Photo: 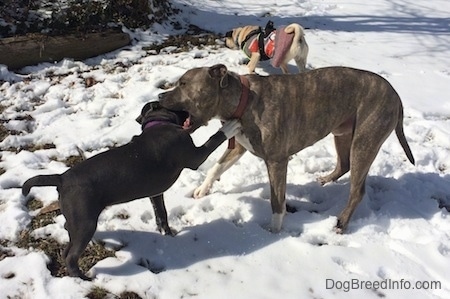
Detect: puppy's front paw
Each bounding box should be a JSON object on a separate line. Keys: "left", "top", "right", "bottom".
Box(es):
{"left": 155, "top": 222, "right": 177, "bottom": 236}
{"left": 163, "top": 227, "right": 178, "bottom": 237}
{"left": 220, "top": 119, "right": 242, "bottom": 139}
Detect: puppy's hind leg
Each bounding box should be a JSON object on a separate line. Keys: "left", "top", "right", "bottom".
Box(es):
{"left": 64, "top": 222, "right": 98, "bottom": 280}
{"left": 294, "top": 54, "right": 307, "bottom": 72}
{"left": 280, "top": 63, "right": 290, "bottom": 74}
{"left": 296, "top": 37, "right": 309, "bottom": 72}
{"left": 287, "top": 24, "right": 308, "bottom": 72}
{"left": 62, "top": 200, "right": 101, "bottom": 280}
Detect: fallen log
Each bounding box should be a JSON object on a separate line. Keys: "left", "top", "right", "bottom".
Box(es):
{"left": 0, "top": 29, "right": 131, "bottom": 70}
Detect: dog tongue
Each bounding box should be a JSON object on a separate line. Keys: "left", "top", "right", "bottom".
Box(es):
{"left": 183, "top": 117, "right": 191, "bottom": 129}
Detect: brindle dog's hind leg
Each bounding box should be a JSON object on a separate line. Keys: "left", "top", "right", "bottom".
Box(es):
{"left": 318, "top": 133, "right": 352, "bottom": 185}
{"left": 318, "top": 117, "right": 355, "bottom": 185}
{"left": 336, "top": 112, "right": 396, "bottom": 233}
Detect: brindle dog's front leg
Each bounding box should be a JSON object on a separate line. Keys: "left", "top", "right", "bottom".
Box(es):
{"left": 193, "top": 143, "right": 247, "bottom": 198}
{"left": 265, "top": 159, "right": 289, "bottom": 232}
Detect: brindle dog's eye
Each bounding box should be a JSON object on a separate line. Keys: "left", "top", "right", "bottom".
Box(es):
{"left": 178, "top": 81, "right": 186, "bottom": 87}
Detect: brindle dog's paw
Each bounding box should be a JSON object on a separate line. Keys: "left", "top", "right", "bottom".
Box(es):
{"left": 193, "top": 185, "right": 211, "bottom": 199}
{"left": 334, "top": 219, "right": 346, "bottom": 234}
{"left": 317, "top": 175, "right": 332, "bottom": 186}
{"left": 333, "top": 226, "right": 344, "bottom": 234}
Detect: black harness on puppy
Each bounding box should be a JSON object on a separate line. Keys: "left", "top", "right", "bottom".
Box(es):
{"left": 227, "top": 20, "right": 276, "bottom": 61}
{"left": 258, "top": 20, "right": 276, "bottom": 60}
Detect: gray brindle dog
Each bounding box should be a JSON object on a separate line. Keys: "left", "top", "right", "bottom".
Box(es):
{"left": 159, "top": 64, "right": 415, "bottom": 233}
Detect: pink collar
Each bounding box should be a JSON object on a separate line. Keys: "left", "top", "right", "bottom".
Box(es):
{"left": 143, "top": 120, "right": 170, "bottom": 130}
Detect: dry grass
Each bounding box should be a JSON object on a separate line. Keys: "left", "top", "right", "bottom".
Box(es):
{"left": 7, "top": 198, "right": 116, "bottom": 278}
{"left": 143, "top": 26, "right": 221, "bottom": 54}
{"left": 86, "top": 287, "right": 143, "bottom": 299}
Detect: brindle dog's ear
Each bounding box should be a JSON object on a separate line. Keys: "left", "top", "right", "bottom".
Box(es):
{"left": 208, "top": 64, "right": 229, "bottom": 88}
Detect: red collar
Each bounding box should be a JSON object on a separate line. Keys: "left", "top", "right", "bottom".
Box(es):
{"left": 228, "top": 75, "right": 250, "bottom": 149}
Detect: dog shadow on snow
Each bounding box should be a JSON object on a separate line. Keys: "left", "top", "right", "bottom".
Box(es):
{"left": 93, "top": 215, "right": 284, "bottom": 277}
{"left": 282, "top": 172, "right": 450, "bottom": 230}
{"left": 93, "top": 172, "right": 449, "bottom": 277}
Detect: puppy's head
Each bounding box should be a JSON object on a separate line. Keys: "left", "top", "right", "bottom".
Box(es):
{"left": 224, "top": 28, "right": 240, "bottom": 50}
{"left": 136, "top": 101, "right": 189, "bottom": 129}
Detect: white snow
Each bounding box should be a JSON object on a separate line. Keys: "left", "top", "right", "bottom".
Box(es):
{"left": 1, "top": 0, "right": 449, "bottom": 298}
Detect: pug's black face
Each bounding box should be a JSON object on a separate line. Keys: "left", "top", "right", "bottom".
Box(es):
{"left": 136, "top": 101, "right": 190, "bottom": 129}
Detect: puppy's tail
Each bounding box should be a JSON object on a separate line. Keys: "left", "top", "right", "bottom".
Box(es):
{"left": 284, "top": 23, "right": 305, "bottom": 39}
{"left": 75, "top": 146, "right": 87, "bottom": 161}
{"left": 395, "top": 107, "right": 415, "bottom": 165}
{"left": 22, "top": 174, "right": 61, "bottom": 196}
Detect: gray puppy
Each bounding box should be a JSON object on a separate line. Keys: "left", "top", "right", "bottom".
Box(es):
{"left": 22, "top": 101, "right": 241, "bottom": 280}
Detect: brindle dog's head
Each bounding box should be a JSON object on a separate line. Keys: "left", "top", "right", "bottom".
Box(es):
{"left": 158, "top": 64, "right": 241, "bottom": 132}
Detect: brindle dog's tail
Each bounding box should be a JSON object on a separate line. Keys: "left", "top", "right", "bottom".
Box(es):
{"left": 22, "top": 174, "right": 61, "bottom": 196}
{"left": 395, "top": 107, "right": 415, "bottom": 165}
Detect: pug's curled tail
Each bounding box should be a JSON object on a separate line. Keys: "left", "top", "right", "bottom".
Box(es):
{"left": 22, "top": 175, "right": 61, "bottom": 196}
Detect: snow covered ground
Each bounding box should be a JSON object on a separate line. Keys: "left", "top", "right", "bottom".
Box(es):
{"left": 1, "top": 0, "right": 449, "bottom": 298}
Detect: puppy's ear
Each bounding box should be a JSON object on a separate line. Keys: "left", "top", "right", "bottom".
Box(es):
{"left": 136, "top": 103, "right": 149, "bottom": 124}
{"left": 136, "top": 101, "right": 160, "bottom": 124}
{"left": 208, "top": 64, "right": 229, "bottom": 88}
{"left": 148, "top": 101, "right": 161, "bottom": 111}
{"left": 225, "top": 30, "right": 233, "bottom": 38}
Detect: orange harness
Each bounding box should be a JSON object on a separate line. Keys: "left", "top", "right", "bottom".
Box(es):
{"left": 241, "top": 30, "right": 276, "bottom": 61}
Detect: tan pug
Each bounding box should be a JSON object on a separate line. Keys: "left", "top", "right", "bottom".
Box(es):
{"left": 225, "top": 23, "right": 309, "bottom": 74}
